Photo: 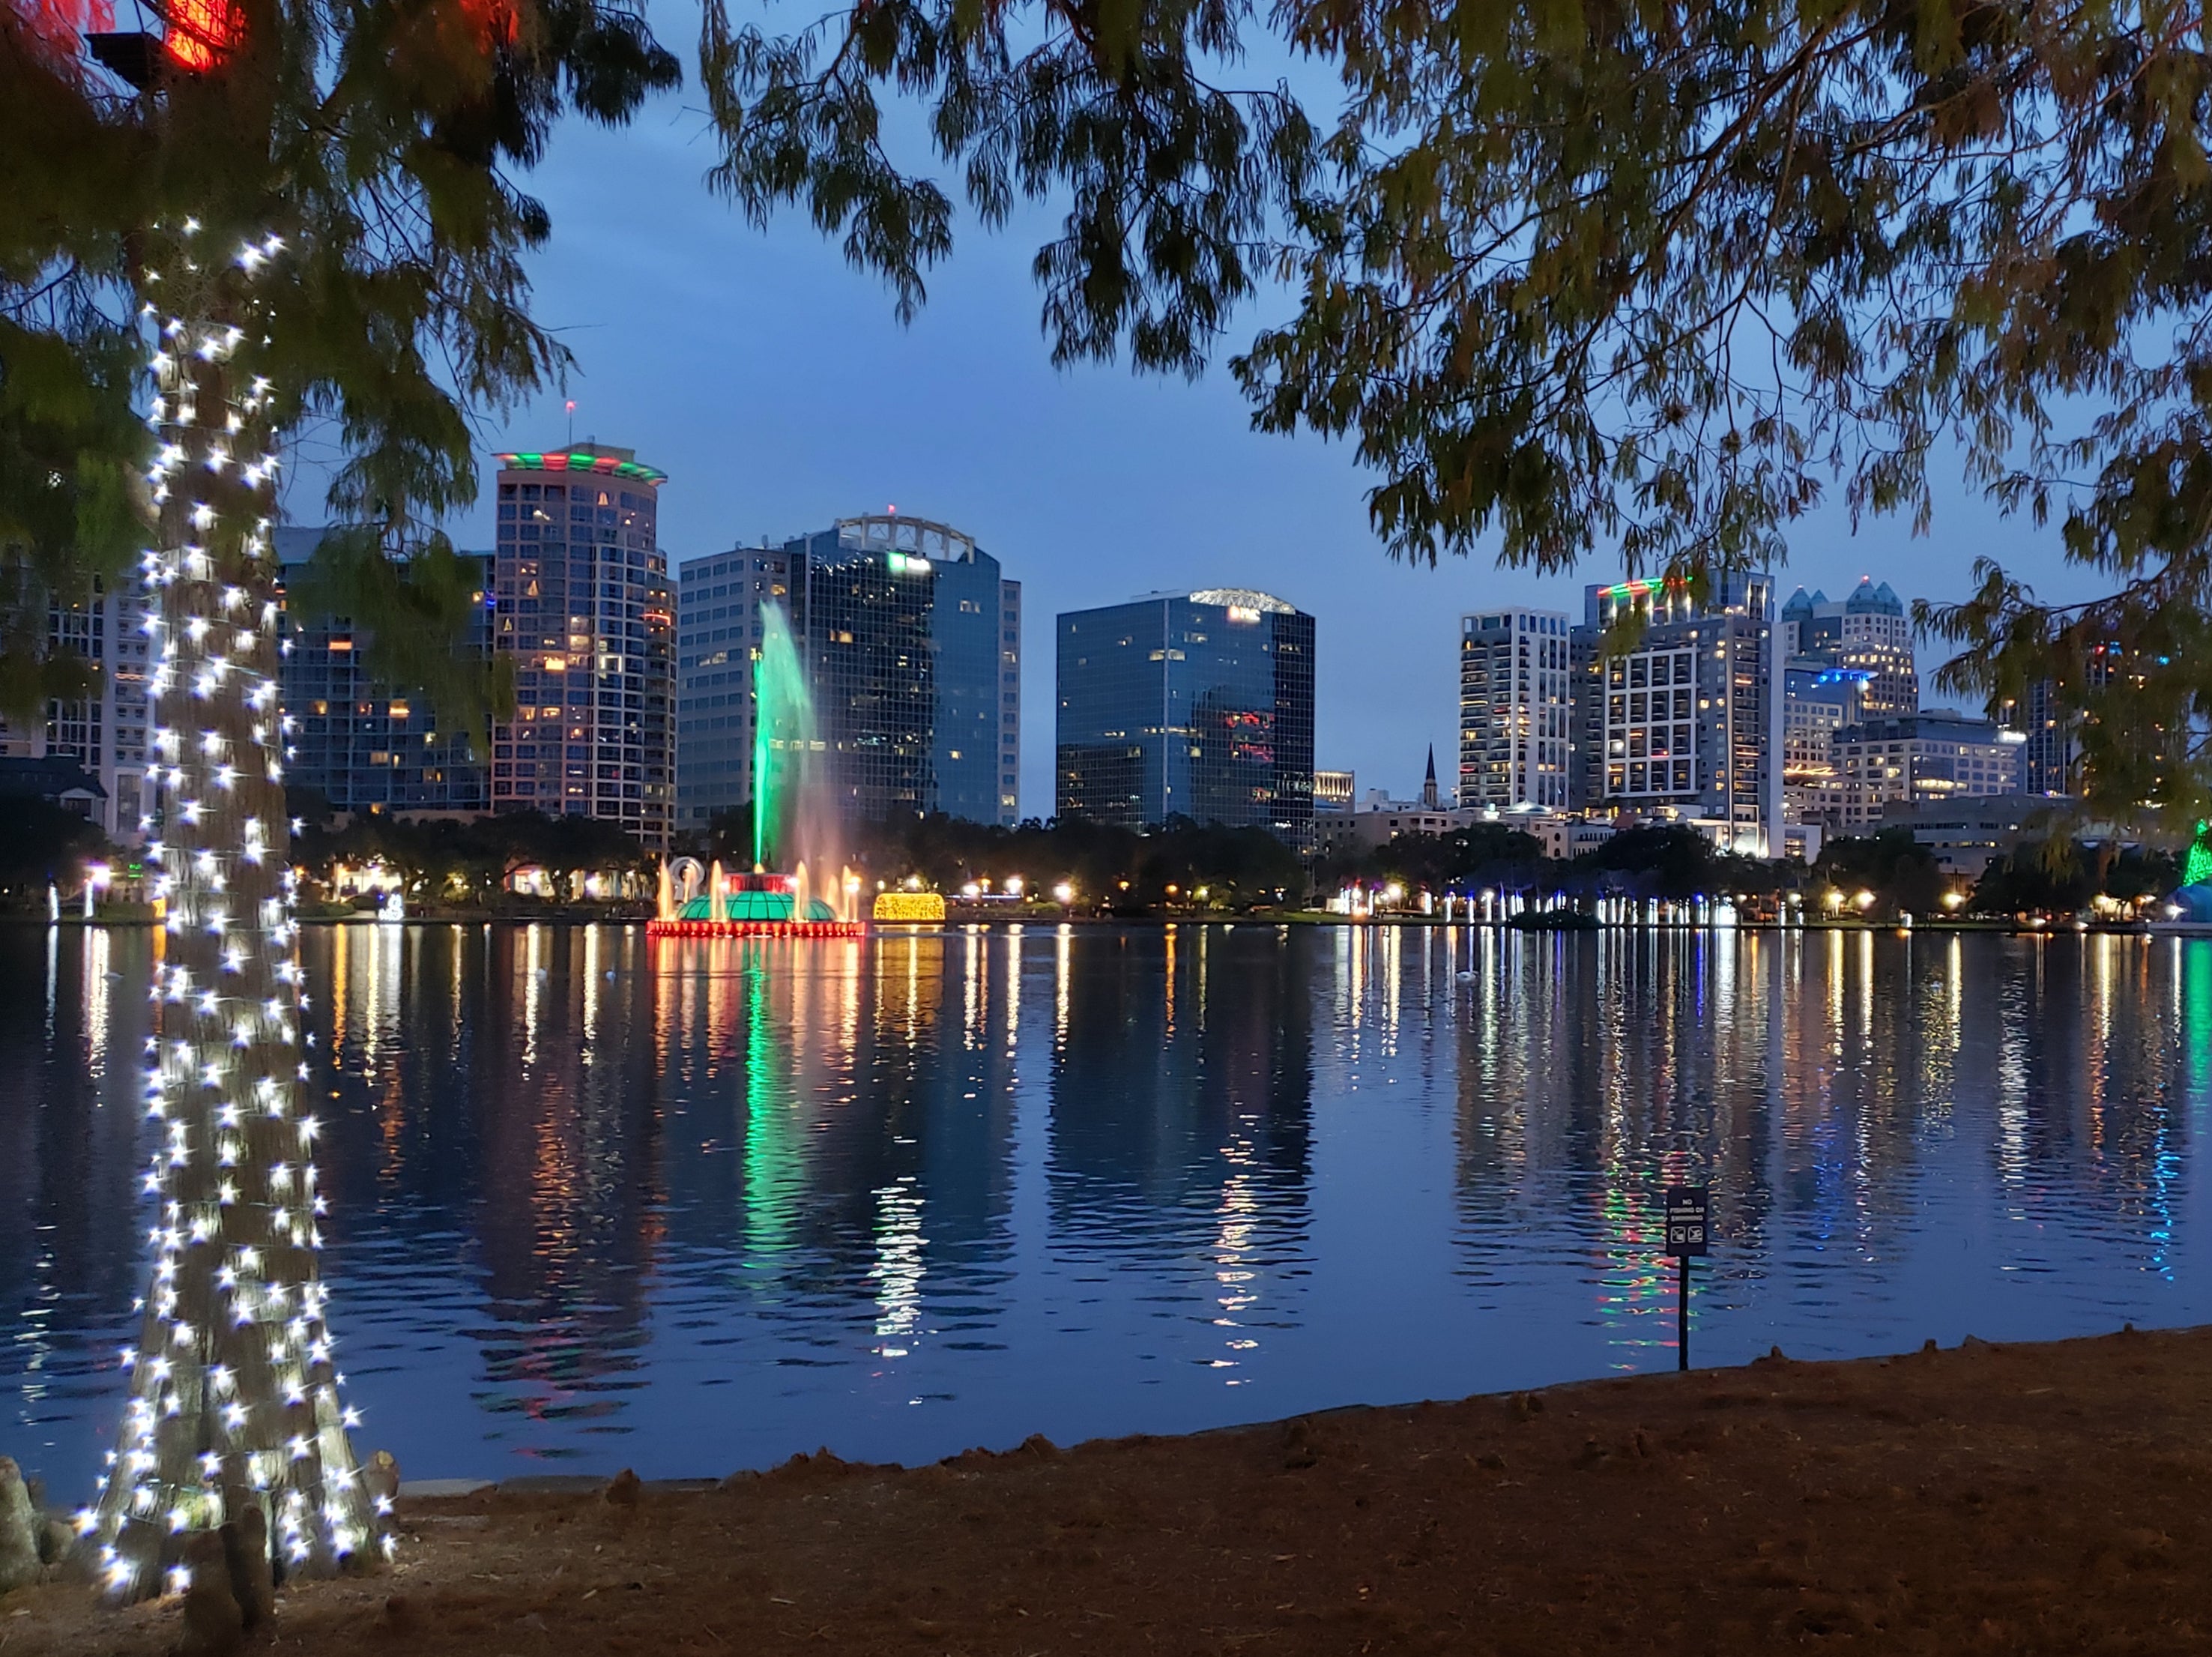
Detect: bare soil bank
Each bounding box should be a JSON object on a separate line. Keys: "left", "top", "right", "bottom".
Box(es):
{"left": 12, "top": 1326, "right": 2211, "bottom": 1655}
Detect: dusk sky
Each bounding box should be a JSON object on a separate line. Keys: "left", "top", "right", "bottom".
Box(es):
{"left": 312, "top": 28, "right": 2109, "bottom": 819}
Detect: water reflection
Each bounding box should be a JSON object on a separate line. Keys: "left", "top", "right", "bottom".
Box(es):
{"left": 1, "top": 925, "right": 2208, "bottom": 1498}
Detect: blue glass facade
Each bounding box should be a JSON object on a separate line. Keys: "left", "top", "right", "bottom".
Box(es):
{"left": 674, "top": 515, "right": 1020, "bottom": 830}
{"left": 1055, "top": 589, "right": 1316, "bottom": 848}
{"left": 674, "top": 545, "right": 791, "bottom": 828}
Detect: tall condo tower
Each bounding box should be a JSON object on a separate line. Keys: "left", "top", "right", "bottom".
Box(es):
{"left": 489, "top": 444, "right": 674, "bottom": 848}
{"left": 276, "top": 527, "right": 495, "bottom": 818}
{"left": 0, "top": 575, "right": 153, "bottom": 841}
{"left": 1457, "top": 607, "right": 1572, "bottom": 811}
{"left": 1571, "top": 572, "right": 1784, "bottom": 856}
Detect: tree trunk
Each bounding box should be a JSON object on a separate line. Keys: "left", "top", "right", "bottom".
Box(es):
{"left": 90, "top": 230, "right": 386, "bottom": 1601}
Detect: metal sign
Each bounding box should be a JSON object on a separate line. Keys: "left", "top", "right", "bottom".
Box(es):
{"left": 1663, "top": 1186, "right": 1709, "bottom": 1258}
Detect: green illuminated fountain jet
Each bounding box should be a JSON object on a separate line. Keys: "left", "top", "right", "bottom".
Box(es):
{"left": 659, "top": 601, "right": 852, "bottom": 931}
{"left": 752, "top": 603, "right": 815, "bottom": 872}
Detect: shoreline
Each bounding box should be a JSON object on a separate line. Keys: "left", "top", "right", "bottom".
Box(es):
{"left": 15, "top": 1322, "right": 2212, "bottom": 1653}
{"left": 0, "top": 911, "right": 2175, "bottom": 936}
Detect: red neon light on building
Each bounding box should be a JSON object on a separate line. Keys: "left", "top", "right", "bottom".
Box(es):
{"left": 461, "top": 0, "right": 518, "bottom": 49}
{"left": 163, "top": 0, "right": 242, "bottom": 70}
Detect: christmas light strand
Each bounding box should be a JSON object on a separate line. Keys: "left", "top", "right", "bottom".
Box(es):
{"left": 85, "top": 220, "right": 390, "bottom": 1600}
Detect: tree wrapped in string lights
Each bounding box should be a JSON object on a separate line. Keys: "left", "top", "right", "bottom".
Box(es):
{"left": 4, "top": 0, "right": 675, "bottom": 1604}
{"left": 87, "top": 218, "right": 383, "bottom": 1593}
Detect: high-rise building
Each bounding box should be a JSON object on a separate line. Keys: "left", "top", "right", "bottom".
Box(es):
{"left": 673, "top": 542, "right": 789, "bottom": 830}
{"left": 1568, "top": 625, "right": 1606, "bottom": 811}
{"left": 1780, "top": 663, "right": 1871, "bottom": 828}
{"left": 488, "top": 444, "right": 674, "bottom": 848}
{"left": 275, "top": 528, "right": 495, "bottom": 818}
{"left": 1457, "top": 607, "right": 1571, "bottom": 811}
{"left": 1570, "top": 572, "right": 1783, "bottom": 854}
{"left": 0, "top": 575, "right": 152, "bottom": 841}
{"left": 1780, "top": 579, "right": 1918, "bottom": 714}
{"left": 1057, "top": 588, "right": 1316, "bottom": 848}
{"left": 675, "top": 513, "right": 1020, "bottom": 830}
{"left": 1831, "top": 710, "right": 2024, "bottom": 830}
{"left": 2018, "top": 677, "right": 2076, "bottom": 797}
{"left": 1314, "top": 769, "right": 1355, "bottom": 814}
{"left": 2015, "top": 642, "right": 2179, "bottom": 802}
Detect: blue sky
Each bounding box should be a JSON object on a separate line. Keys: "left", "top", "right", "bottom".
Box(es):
{"left": 364, "top": 52, "right": 2107, "bottom": 820}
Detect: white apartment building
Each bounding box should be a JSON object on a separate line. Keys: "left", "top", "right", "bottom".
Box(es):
{"left": 1458, "top": 608, "right": 1572, "bottom": 811}
{"left": 0, "top": 576, "right": 152, "bottom": 842}
{"left": 1831, "top": 711, "right": 2025, "bottom": 830}
{"left": 1576, "top": 573, "right": 1784, "bottom": 857}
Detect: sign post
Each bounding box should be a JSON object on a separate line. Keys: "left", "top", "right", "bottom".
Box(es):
{"left": 1661, "top": 1186, "right": 1709, "bottom": 1371}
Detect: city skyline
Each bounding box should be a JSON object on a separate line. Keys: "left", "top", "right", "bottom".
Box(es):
{"left": 269, "top": 81, "right": 2114, "bottom": 822}
{"left": 149, "top": 497, "right": 2025, "bottom": 844}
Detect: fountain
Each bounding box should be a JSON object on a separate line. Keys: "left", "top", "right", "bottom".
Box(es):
{"left": 650, "top": 603, "right": 868, "bottom": 939}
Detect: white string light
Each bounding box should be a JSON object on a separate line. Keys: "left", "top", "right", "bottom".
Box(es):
{"left": 87, "top": 221, "right": 391, "bottom": 1601}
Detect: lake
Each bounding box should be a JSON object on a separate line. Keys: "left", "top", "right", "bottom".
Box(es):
{"left": 4, "top": 921, "right": 2208, "bottom": 1500}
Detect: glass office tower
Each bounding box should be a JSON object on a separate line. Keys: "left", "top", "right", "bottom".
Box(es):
{"left": 488, "top": 444, "right": 675, "bottom": 848}
{"left": 1055, "top": 588, "right": 1316, "bottom": 848}
{"left": 676, "top": 514, "right": 1021, "bottom": 830}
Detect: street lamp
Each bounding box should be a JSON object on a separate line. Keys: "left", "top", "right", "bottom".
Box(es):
{"left": 1052, "top": 881, "right": 1075, "bottom": 905}
{"left": 1855, "top": 890, "right": 1876, "bottom": 911}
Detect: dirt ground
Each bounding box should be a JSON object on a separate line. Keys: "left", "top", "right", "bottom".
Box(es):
{"left": 10, "top": 1326, "right": 2212, "bottom": 1655}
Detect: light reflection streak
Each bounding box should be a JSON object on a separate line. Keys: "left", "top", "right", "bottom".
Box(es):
{"left": 869, "top": 1176, "right": 927, "bottom": 1359}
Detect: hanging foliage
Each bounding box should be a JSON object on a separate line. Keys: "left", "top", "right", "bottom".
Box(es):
{"left": 700, "top": 0, "right": 2212, "bottom": 828}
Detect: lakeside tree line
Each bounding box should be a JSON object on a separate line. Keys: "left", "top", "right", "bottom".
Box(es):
{"left": 4, "top": 794, "right": 2192, "bottom": 922}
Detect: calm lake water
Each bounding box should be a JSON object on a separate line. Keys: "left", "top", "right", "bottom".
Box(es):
{"left": 4, "top": 922, "right": 2209, "bottom": 1499}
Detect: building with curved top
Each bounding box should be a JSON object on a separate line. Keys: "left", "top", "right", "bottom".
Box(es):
{"left": 675, "top": 512, "right": 1021, "bottom": 829}
{"left": 1056, "top": 588, "right": 1316, "bottom": 848}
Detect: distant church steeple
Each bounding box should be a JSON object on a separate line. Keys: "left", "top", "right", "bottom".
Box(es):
{"left": 1421, "top": 744, "right": 1440, "bottom": 809}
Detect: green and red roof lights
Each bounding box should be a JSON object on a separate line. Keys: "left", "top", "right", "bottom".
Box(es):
{"left": 1598, "top": 574, "right": 1688, "bottom": 603}
{"left": 497, "top": 451, "right": 668, "bottom": 484}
